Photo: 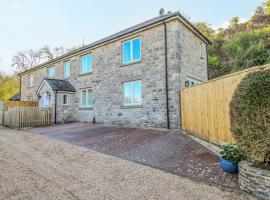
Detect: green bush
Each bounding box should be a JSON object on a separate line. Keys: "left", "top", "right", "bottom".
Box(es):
{"left": 220, "top": 144, "right": 244, "bottom": 163}
{"left": 230, "top": 69, "right": 270, "bottom": 165}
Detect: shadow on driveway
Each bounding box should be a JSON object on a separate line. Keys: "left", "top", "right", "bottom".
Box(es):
{"left": 27, "top": 123, "right": 238, "bottom": 189}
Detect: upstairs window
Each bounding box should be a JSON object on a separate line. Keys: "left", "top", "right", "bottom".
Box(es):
{"left": 122, "top": 37, "right": 141, "bottom": 64}
{"left": 123, "top": 80, "right": 142, "bottom": 106}
{"left": 64, "top": 61, "right": 71, "bottom": 78}
{"left": 80, "top": 89, "right": 93, "bottom": 107}
{"left": 48, "top": 66, "right": 56, "bottom": 78}
{"left": 80, "top": 54, "right": 93, "bottom": 74}
{"left": 28, "top": 74, "right": 34, "bottom": 87}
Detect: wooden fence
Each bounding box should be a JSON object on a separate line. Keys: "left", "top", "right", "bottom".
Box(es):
{"left": 180, "top": 65, "right": 270, "bottom": 145}
{"left": 3, "top": 107, "right": 52, "bottom": 128}
{"left": 0, "top": 101, "right": 53, "bottom": 128}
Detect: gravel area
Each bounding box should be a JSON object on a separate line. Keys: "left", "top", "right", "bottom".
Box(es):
{"left": 0, "top": 127, "right": 255, "bottom": 200}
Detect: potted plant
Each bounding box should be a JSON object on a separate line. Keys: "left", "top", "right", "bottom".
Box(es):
{"left": 220, "top": 144, "right": 244, "bottom": 173}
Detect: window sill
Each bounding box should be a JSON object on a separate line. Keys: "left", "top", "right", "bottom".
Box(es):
{"left": 79, "top": 106, "right": 93, "bottom": 110}
{"left": 120, "top": 60, "right": 142, "bottom": 67}
{"left": 121, "top": 105, "right": 143, "bottom": 109}
{"left": 79, "top": 72, "right": 93, "bottom": 77}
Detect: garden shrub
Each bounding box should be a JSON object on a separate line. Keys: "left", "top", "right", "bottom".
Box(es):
{"left": 230, "top": 69, "right": 270, "bottom": 166}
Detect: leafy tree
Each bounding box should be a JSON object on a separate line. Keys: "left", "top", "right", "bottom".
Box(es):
{"left": 0, "top": 73, "right": 19, "bottom": 101}
{"left": 223, "top": 28, "right": 270, "bottom": 72}
{"left": 264, "top": 0, "right": 270, "bottom": 15}
{"left": 194, "top": 22, "right": 214, "bottom": 38}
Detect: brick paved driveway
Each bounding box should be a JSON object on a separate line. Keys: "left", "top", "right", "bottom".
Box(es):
{"left": 27, "top": 123, "right": 238, "bottom": 189}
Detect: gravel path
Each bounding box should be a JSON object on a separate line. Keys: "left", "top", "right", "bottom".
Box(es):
{"left": 0, "top": 127, "right": 255, "bottom": 200}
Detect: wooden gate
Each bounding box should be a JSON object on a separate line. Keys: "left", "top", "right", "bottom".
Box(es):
{"left": 180, "top": 64, "right": 270, "bottom": 145}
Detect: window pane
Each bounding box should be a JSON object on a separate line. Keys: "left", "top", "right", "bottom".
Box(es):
{"left": 81, "top": 56, "right": 86, "bottom": 73}
{"left": 81, "top": 90, "right": 86, "bottom": 106}
{"left": 124, "top": 82, "right": 133, "bottom": 105}
{"left": 87, "top": 89, "right": 93, "bottom": 106}
{"left": 64, "top": 62, "right": 70, "bottom": 78}
{"left": 63, "top": 95, "right": 67, "bottom": 104}
{"left": 123, "top": 41, "right": 131, "bottom": 63}
{"left": 133, "top": 38, "right": 141, "bottom": 61}
{"left": 86, "top": 54, "right": 92, "bottom": 72}
{"left": 133, "top": 81, "right": 142, "bottom": 104}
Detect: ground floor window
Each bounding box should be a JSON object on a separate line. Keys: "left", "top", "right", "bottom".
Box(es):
{"left": 63, "top": 94, "right": 68, "bottom": 105}
{"left": 80, "top": 89, "right": 93, "bottom": 107}
{"left": 123, "top": 80, "right": 142, "bottom": 106}
{"left": 185, "top": 77, "right": 201, "bottom": 87}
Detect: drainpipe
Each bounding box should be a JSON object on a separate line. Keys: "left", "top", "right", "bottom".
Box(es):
{"left": 19, "top": 74, "right": 21, "bottom": 101}
{"left": 54, "top": 90, "right": 57, "bottom": 124}
{"left": 163, "top": 21, "right": 170, "bottom": 129}
{"left": 206, "top": 45, "right": 209, "bottom": 80}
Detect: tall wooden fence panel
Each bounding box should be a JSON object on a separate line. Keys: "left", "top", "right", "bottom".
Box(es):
{"left": 180, "top": 65, "right": 270, "bottom": 145}
{"left": 3, "top": 107, "right": 52, "bottom": 128}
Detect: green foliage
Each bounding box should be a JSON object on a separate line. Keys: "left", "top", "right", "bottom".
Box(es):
{"left": 208, "top": 28, "right": 270, "bottom": 79}
{"left": 223, "top": 29, "right": 270, "bottom": 70}
{"left": 230, "top": 70, "right": 270, "bottom": 165}
{"left": 220, "top": 144, "right": 244, "bottom": 163}
{"left": 194, "top": 22, "right": 214, "bottom": 38}
{"left": 264, "top": 0, "right": 270, "bottom": 15}
{"left": 0, "top": 73, "right": 19, "bottom": 102}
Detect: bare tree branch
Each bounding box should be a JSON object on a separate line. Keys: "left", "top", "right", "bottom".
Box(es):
{"left": 12, "top": 46, "right": 75, "bottom": 73}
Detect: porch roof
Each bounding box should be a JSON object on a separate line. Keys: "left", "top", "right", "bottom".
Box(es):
{"left": 37, "top": 78, "right": 76, "bottom": 94}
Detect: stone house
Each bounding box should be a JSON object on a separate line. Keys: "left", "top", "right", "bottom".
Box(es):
{"left": 18, "top": 11, "right": 210, "bottom": 129}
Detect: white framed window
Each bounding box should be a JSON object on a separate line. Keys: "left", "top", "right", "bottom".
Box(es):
{"left": 63, "top": 94, "right": 68, "bottom": 105}
{"left": 122, "top": 37, "right": 141, "bottom": 64}
{"left": 64, "top": 61, "right": 71, "bottom": 78}
{"left": 48, "top": 66, "right": 56, "bottom": 78}
{"left": 28, "top": 74, "right": 34, "bottom": 87}
{"left": 123, "top": 80, "right": 142, "bottom": 106}
{"left": 80, "top": 54, "right": 93, "bottom": 74}
{"left": 80, "top": 89, "right": 93, "bottom": 107}
{"left": 185, "top": 78, "right": 201, "bottom": 87}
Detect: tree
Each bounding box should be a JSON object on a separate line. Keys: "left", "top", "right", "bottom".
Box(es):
{"left": 12, "top": 49, "right": 42, "bottom": 72}
{"left": 264, "top": 0, "right": 270, "bottom": 15}
{"left": 0, "top": 72, "right": 19, "bottom": 101}
{"left": 254, "top": 6, "right": 265, "bottom": 16}
{"left": 12, "top": 46, "right": 75, "bottom": 72}
{"left": 194, "top": 22, "right": 214, "bottom": 38}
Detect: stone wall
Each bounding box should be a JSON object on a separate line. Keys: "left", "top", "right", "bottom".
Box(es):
{"left": 20, "top": 18, "right": 208, "bottom": 128}
{"left": 239, "top": 161, "right": 270, "bottom": 199}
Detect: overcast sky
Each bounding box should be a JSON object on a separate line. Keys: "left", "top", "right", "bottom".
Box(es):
{"left": 0, "top": 0, "right": 262, "bottom": 73}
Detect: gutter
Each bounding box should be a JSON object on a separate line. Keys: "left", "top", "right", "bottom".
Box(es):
{"left": 163, "top": 21, "right": 170, "bottom": 129}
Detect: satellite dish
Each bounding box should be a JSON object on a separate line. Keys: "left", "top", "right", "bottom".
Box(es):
{"left": 159, "top": 8, "right": 165, "bottom": 16}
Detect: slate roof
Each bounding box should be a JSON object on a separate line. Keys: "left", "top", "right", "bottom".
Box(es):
{"left": 44, "top": 78, "right": 76, "bottom": 92}
{"left": 9, "top": 92, "right": 21, "bottom": 101}
{"left": 19, "top": 11, "right": 211, "bottom": 75}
